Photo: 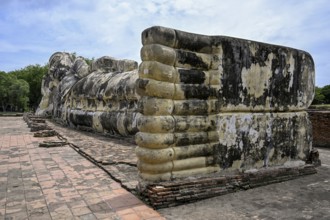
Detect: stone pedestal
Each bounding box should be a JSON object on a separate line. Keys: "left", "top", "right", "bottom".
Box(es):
{"left": 136, "top": 26, "right": 315, "bottom": 181}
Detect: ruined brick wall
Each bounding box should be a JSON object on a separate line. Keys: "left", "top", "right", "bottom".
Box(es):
{"left": 308, "top": 110, "right": 330, "bottom": 148}
{"left": 136, "top": 26, "right": 315, "bottom": 181}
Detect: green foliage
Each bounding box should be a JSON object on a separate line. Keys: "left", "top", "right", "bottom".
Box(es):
{"left": 312, "top": 87, "right": 326, "bottom": 104}
{"left": 8, "top": 79, "right": 30, "bottom": 111}
{"left": 71, "top": 52, "right": 77, "bottom": 60}
{"left": 312, "top": 85, "right": 330, "bottom": 105}
{"left": 9, "top": 64, "right": 48, "bottom": 110}
{"left": 1, "top": 64, "right": 48, "bottom": 112}
{"left": 0, "top": 72, "right": 29, "bottom": 111}
{"left": 84, "top": 57, "right": 95, "bottom": 66}
{"left": 0, "top": 71, "right": 10, "bottom": 111}
{"left": 322, "top": 85, "right": 330, "bottom": 104}
{"left": 1, "top": 52, "right": 95, "bottom": 112}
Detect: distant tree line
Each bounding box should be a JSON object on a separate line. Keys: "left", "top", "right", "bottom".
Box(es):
{"left": 312, "top": 85, "right": 330, "bottom": 105}
{"left": 0, "top": 52, "right": 93, "bottom": 113}
{"left": 0, "top": 58, "right": 329, "bottom": 112}
{"left": 0, "top": 64, "right": 48, "bottom": 112}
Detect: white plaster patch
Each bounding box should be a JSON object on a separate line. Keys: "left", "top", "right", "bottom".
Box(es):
{"left": 249, "top": 44, "right": 257, "bottom": 56}
{"left": 217, "top": 47, "right": 224, "bottom": 90}
{"left": 239, "top": 141, "right": 243, "bottom": 150}
{"left": 218, "top": 115, "right": 237, "bottom": 146}
{"left": 249, "top": 128, "right": 259, "bottom": 144}
{"left": 231, "top": 160, "right": 242, "bottom": 170}
{"left": 287, "top": 53, "right": 295, "bottom": 90}
{"left": 284, "top": 160, "right": 305, "bottom": 167}
{"left": 241, "top": 53, "right": 273, "bottom": 99}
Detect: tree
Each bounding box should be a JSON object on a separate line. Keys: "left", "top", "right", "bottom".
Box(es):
{"left": 311, "top": 85, "right": 330, "bottom": 105}
{"left": 8, "top": 79, "right": 30, "bottom": 111}
{"left": 0, "top": 71, "right": 11, "bottom": 111}
{"left": 9, "top": 64, "right": 48, "bottom": 110}
{"left": 312, "top": 87, "right": 326, "bottom": 105}
{"left": 321, "top": 85, "right": 330, "bottom": 104}
{"left": 0, "top": 72, "right": 30, "bottom": 112}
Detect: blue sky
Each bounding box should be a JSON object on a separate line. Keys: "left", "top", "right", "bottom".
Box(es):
{"left": 0, "top": 0, "right": 329, "bottom": 86}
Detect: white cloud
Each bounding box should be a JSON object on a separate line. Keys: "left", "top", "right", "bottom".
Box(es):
{"left": 0, "top": 0, "right": 329, "bottom": 86}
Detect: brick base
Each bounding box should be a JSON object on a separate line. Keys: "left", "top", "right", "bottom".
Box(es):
{"left": 138, "top": 165, "right": 316, "bottom": 209}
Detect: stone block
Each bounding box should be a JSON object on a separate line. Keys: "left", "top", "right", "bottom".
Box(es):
{"left": 136, "top": 26, "right": 315, "bottom": 181}
{"left": 215, "top": 112, "right": 312, "bottom": 171}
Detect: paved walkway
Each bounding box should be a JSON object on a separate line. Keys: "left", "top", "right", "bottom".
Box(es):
{"left": 3, "top": 116, "right": 329, "bottom": 220}
{"left": 45, "top": 120, "right": 139, "bottom": 192}
{"left": 0, "top": 117, "right": 164, "bottom": 220}
{"left": 160, "top": 148, "right": 330, "bottom": 220}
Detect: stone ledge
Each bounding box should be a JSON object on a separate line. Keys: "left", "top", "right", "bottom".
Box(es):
{"left": 138, "top": 164, "right": 317, "bottom": 209}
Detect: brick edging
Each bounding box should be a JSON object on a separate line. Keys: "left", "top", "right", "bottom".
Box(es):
{"left": 138, "top": 164, "right": 317, "bottom": 209}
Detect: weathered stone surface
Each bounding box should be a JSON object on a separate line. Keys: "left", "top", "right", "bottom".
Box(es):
{"left": 215, "top": 112, "right": 312, "bottom": 171}
{"left": 36, "top": 52, "right": 139, "bottom": 136}
{"left": 91, "top": 56, "right": 137, "bottom": 73}
{"left": 66, "top": 67, "right": 139, "bottom": 136}
{"left": 136, "top": 26, "right": 315, "bottom": 181}
{"left": 35, "top": 27, "right": 316, "bottom": 186}
{"left": 37, "top": 52, "right": 76, "bottom": 117}
{"left": 140, "top": 26, "right": 314, "bottom": 111}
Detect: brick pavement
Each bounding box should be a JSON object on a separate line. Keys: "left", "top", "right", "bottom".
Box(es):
{"left": 45, "top": 121, "right": 139, "bottom": 192}
{"left": 0, "top": 117, "right": 164, "bottom": 220}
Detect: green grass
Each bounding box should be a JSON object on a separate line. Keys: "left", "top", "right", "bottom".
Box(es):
{"left": 310, "top": 104, "right": 330, "bottom": 110}
{"left": 0, "top": 112, "right": 24, "bottom": 116}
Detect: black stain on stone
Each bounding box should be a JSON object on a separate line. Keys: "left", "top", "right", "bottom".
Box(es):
{"left": 270, "top": 115, "right": 299, "bottom": 162}
{"left": 178, "top": 69, "right": 206, "bottom": 84}
{"left": 98, "top": 80, "right": 109, "bottom": 95}
{"left": 100, "top": 112, "right": 119, "bottom": 135}
{"left": 227, "top": 147, "right": 242, "bottom": 166}
{"left": 119, "top": 100, "right": 127, "bottom": 109}
{"left": 72, "top": 77, "right": 88, "bottom": 96}
{"left": 69, "top": 111, "right": 93, "bottom": 127}
{"left": 181, "top": 85, "right": 217, "bottom": 100}
{"left": 136, "top": 79, "right": 149, "bottom": 91}
{"left": 127, "top": 100, "right": 137, "bottom": 110}
{"left": 216, "top": 142, "right": 259, "bottom": 170}
{"left": 115, "top": 77, "right": 130, "bottom": 98}
{"left": 175, "top": 133, "right": 209, "bottom": 146}
{"left": 253, "top": 46, "right": 272, "bottom": 67}
{"left": 218, "top": 40, "right": 306, "bottom": 110}
{"left": 175, "top": 30, "right": 212, "bottom": 53}
{"left": 175, "top": 100, "right": 208, "bottom": 115}
{"left": 176, "top": 50, "right": 208, "bottom": 69}
{"left": 214, "top": 144, "right": 229, "bottom": 169}
{"left": 175, "top": 144, "right": 213, "bottom": 160}
{"left": 219, "top": 40, "right": 244, "bottom": 106}
{"left": 87, "top": 99, "right": 95, "bottom": 107}
{"left": 143, "top": 26, "right": 176, "bottom": 46}
{"left": 42, "top": 74, "right": 52, "bottom": 89}
{"left": 125, "top": 112, "right": 139, "bottom": 135}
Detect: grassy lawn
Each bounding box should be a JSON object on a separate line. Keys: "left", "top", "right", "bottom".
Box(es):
{"left": 0, "top": 112, "right": 24, "bottom": 116}
{"left": 309, "top": 104, "right": 330, "bottom": 110}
